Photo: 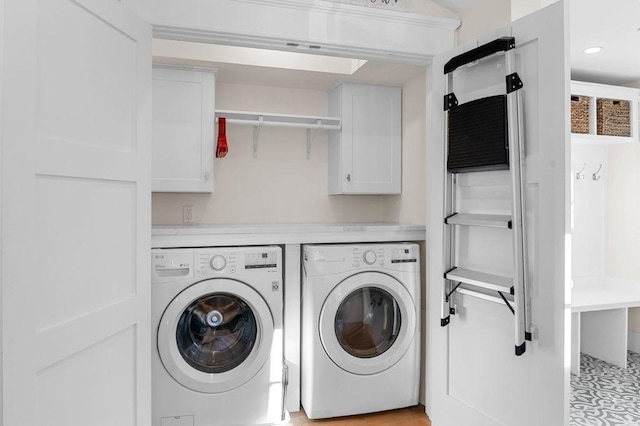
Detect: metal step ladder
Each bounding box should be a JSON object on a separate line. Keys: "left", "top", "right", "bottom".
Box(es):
{"left": 440, "top": 37, "right": 531, "bottom": 356}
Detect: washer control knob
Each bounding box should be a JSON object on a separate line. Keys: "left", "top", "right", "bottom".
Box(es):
{"left": 210, "top": 255, "right": 227, "bottom": 271}
{"left": 363, "top": 250, "right": 377, "bottom": 265}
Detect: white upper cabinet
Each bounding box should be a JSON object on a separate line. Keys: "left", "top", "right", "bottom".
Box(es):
{"left": 571, "top": 80, "right": 639, "bottom": 145}
{"left": 152, "top": 66, "right": 216, "bottom": 193}
{"left": 328, "top": 82, "right": 402, "bottom": 195}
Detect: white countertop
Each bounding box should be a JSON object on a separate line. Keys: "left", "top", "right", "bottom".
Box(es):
{"left": 152, "top": 223, "right": 426, "bottom": 248}
{"left": 571, "top": 277, "right": 640, "bottom": 312}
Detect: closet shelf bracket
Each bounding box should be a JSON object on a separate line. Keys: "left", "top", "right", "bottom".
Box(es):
{"left": 253, "top": 116, "right": 263, "bottom": 158}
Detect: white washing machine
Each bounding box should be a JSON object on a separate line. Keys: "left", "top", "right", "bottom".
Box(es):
{"left": 152, "top": 246, "right": 285, "bottom": 426}
{"left": 301, "top": 243, "right": 420, "bottom": 419}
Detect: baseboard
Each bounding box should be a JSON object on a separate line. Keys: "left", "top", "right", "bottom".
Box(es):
{"left": 629, "top": 331, "right": 640, "bottom": 353}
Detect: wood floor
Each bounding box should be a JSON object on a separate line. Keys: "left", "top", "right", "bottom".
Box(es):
{"left": 288, "top": 405, "right": 431, "bottom": 425}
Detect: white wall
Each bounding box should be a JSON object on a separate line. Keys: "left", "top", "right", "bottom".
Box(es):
{"left": 455, "top": 0, "right": 510, "bottom": 45}
{"left": 607, "top": 143, "right": 640, "bottom": 333}
{"left": 152, "top": 72, "right": 428, "bottom": 225}
{"left": 383, "top": 71, "right": 427, "bottom": 224}
{"left": 0, "top": 0, "right": 4, "bottom": 419}
{"left": 571, "top": 144, "right": 608, "bottom": 283}
{"left": 607, "top": 79, "right": 640, "bottom": 335}
{"left": 405, "top": 0, "right": 457, "bottom": 18}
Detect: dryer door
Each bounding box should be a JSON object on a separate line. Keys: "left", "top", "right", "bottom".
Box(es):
{"left": 158, "top": 278, "right": 274, "bottom": 393}
{"left": 319, "top": 272, "right": 416, "bottom": 375}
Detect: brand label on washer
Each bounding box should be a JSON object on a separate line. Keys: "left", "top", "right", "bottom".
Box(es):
{"left": 272, "top": 281, "right": 280, "bottom": 291}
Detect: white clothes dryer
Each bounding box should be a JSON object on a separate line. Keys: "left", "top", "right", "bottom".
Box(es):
{"left": 301, "top": 243, "right": 420, "bottom": 419}
{"left": 152, "top": 246, "right": 285, "bottom": 426}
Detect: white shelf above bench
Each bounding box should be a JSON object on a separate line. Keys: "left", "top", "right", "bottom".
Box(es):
{"left": 215, "top": 109, "right": 341, "bottom": 158}
{"left": 571, "top": 81, "right": 640, "bottom": 145}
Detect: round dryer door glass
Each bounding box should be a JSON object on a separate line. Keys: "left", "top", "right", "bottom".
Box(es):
{"left": 334, "top": 287, "right": 401, "bottom": 358}
{"left": 176, "top": 293, "right": 257, "bottom": 373}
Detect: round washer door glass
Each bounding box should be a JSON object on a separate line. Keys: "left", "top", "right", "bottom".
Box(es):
{"left": 319, "top": 272, "right": 416, "bottom": 375}
{"left": 158, "top": 278, "right": 274, "bottom": 393}
{"left": 176, "top": 293, "right": 257, "bottom": 373}
{"left": 335, "top": 287, "right": 401, "bottom": 358}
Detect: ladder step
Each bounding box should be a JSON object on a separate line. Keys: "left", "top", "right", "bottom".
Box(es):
{"left": 445, "top": 213, "right": 512, "bottom": 228}
{"left": 446, "top": 267, "right": 513, "bottom": 294}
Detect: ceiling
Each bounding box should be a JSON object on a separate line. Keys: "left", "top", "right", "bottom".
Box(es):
{"left": 569, "top": 0, "right": 640, "bottom": 85}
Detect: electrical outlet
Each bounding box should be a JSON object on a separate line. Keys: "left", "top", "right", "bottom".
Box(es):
{"left": 183, "top": 205, "right": 195, "bottom": 224}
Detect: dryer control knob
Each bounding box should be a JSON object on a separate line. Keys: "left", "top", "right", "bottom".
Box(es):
{"left": 210, "top": 255, "right": 227, "bottom": 271}
{"left": 363, "top": 250, "right": 377, "bottom": 265}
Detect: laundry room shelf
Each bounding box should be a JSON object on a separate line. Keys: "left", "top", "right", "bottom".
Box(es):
{"left": 445, "top": 213, "right": 512, "bottom": 228}
{"left": 445, "top": 267, "right": 513, "bottom": 294}
{"left": 215, "top": 109, "right": 341, "bottom": 158}
{"left": 215, "top": 110, "right": 341, "bottom": 130}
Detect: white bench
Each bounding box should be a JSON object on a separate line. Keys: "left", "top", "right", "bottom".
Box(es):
{"left": 571, "top": 277, "right": 640, "bottom": 375}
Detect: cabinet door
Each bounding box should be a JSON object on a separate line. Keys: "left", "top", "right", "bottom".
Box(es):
{"left": 152, "top": 66, "right": 215, "bottom": 193}
{"left": 330, "top": 83, "right": 401, "bottom": 194}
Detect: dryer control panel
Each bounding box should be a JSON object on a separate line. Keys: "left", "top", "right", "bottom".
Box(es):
{"left": 303, "top": 243, "right": 419, "bottom": 275}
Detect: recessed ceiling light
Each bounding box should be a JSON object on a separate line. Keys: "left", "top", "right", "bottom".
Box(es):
{"left": 583, "top": 46, "right": 603, "bottom": 54}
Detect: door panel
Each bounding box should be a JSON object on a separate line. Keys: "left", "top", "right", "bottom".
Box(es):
{"left": 426, "top": 3, "right": 569, "bottom": 425}
{"left": 1, "top": 0, "right": 151, "bottom": 425}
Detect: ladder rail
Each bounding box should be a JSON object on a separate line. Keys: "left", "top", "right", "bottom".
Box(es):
{"left": 505, "top": 47, "right": 527, "bottom": 355}
{"left": 517, "top": 89, "right": 533, "bottom": 342}
{"left": 441, "top": 70, "right": 456, "bottom": 327}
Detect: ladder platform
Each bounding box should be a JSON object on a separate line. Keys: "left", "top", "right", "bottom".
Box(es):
{"left": 445, "top": 213, "right": 512, "bottom": 229}
{"left": 446, "top": 267, "right": 513, "bottom": 294}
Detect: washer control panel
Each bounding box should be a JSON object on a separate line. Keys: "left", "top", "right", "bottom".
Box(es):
{"left": 196, "top": 251, "right": 237, "bottom": 276}
{"left": 152, "top": 246, "right": 282, "bottom": 284}
{"left": 245, "top": 251, "right": 278, "bottom": 269}
{"left": 152, "top": 250, "right": 194, "bottom": 282}
{"left": 194, "top": 247, "right": 280, "bottom": 276}
{"left": 390, "top": 246, "right": 418, "bottom": 264}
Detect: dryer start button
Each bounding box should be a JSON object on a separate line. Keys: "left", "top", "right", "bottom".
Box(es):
{"left": 363, "top": 250, "right": 377, "bottom": 265}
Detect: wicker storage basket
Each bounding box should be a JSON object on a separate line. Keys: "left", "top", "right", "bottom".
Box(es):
{"left": 570, "top": 95, "right": 590, "bottom": 134}
{"left": 597, "top": 98, "right": 630, "bottom": 137}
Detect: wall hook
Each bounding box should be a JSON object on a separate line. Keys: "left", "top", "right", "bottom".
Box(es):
{"left": 592, "top": 164, "right": 602, "bottom": 181}
{"left": 576, "top": 163, "right": 586, "bottom": 180}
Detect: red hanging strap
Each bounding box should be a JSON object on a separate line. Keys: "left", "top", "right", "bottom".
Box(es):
{"left": 216, "top": 117, "right": 228, "bottom": 158}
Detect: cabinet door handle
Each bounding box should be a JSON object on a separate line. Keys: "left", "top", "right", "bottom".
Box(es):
{"left": 346, "top": 173, "right": 351, "bottom": 182}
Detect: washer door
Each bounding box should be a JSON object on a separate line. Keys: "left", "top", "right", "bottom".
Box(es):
{"left": 158, "top": 278, "right": 274, "bottom": 393}
{"left": 319, "top": 272, "right": 416, "bottom": 375}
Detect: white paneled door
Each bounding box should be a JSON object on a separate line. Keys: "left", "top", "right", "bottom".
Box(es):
{"left": 1, "top": 1, "right": 151, "bottom": 425}
{"left": 426, "top": 3, "right": 570, "bottom": 426}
